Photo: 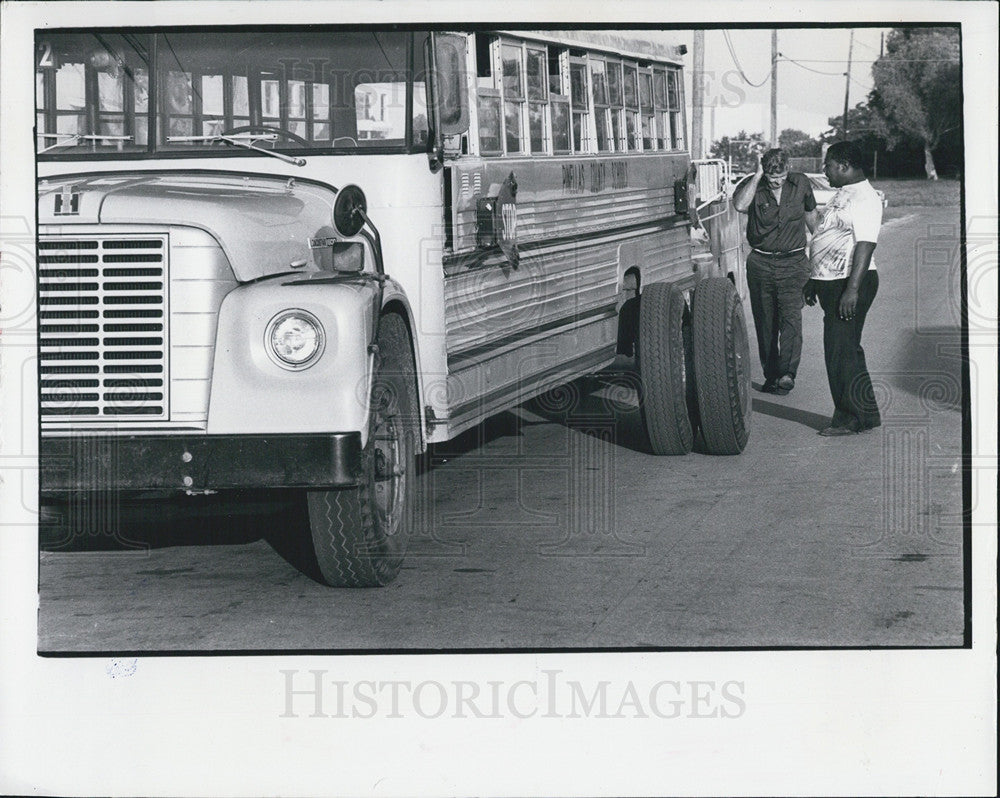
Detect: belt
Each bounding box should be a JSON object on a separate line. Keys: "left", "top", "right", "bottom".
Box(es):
{"left": 752, "top": 247, "right": 806, "bottom": 257}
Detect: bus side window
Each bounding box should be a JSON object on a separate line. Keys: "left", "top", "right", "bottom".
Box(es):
{"left": 548, "top": 47, "right": 571, "bottom": 154}
{"left": 639, "top": 67, "right": 655, "bottom": 151}
{"left": 667, "top": 69, "right": 685, "bottom": 150}
{"left": 569, "top": 56, "right": 589, "bottom": 153}
{"left": 607, "top": 60, "right": 624, "bottom": 152}
{"left": 500, "top": 42, "right": 525, "bottom": 154}
{"left": 525, "top": 47, "right": 548, "bottom": 154}
{"left": 623, "top": 63, "right": 639, "bottom": 152}
{"left": 475, "top": 34, "right": 502, "bottom": 155}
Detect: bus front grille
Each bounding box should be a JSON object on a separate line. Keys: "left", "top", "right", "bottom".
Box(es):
{"left": 38, "top": 235, "right": 170, "bottom": 421}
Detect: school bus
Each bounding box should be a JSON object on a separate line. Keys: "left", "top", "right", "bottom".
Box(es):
{"left": 35, "top": 27, "right": 750, "bottom": 586}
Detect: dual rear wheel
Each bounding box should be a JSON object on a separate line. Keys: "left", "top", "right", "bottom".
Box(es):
{"left": 639, "top": 277, "right": 751, "bottom": 456}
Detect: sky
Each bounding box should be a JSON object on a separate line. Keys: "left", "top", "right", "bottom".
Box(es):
{"left": 665, "top": 27, "right": 891, "bottom": 148}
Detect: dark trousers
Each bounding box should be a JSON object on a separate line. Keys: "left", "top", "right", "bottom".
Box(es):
{"left": 746, "top": 250, "right": 811, "bottom": 381}
{"left": 813, "top": 272, "right": 881, "bottom": 431}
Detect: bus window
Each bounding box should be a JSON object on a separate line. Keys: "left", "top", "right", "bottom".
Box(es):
{"left": 654, "top": 69, "right": 668, "bottom": 150}
{"left": 640, "top": 68, "right": 655, "bottom": 150}
{"left": 478, "top": 89, "right": 503, "bottom": 155}
{"left": 155, "top": 31, "right": 410, "bottom": 150}
{"left": 607, "top": 60, "right": 624, "bottom": 152}
{"left": 501, "top": 42, "right": 524, "bottom": 154}
{"left": 526, "top": 47, "right": 548, "bottom": 154}
{"left": 412, "top": 33, "right": 429, "bottom": 146}
{"left": 569, "top": 58, "right": 589, "bottom": 153}
{"left": 37, "top": 30, "right": 424, "bottom": 156}
{"left": 623, "top": 63, "right": 639, "bottom": 151}
{"left": 475, "top": 34, "right": 501, "bottom": 155}
{"left": 590, "top": 58, "right": 611, "bottom": 152}
{"left": 36, "top": 32, "right": 151, "bottom": 153}
{"left": 667, "top": 69, "right": 684, "bottom": 150}
{"left": 548, "top": 47, "right": 571, "bottom": 154}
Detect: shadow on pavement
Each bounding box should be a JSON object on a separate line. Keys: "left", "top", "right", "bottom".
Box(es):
{"left": 429, "top": 410, "right": 549, "bottom": 460}
{"left": 40, "top": 491, "right": 293, "bottom": 552}
{"left": 751, "top": 397, "right": 831, "bottom": 431}
{"left": 889, "top": 325, "right": 964, "bottom": 412}
{"left": 522, "top": 372, "right": 651, "bottom": 454}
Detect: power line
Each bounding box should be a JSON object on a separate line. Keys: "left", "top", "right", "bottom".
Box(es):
{"left": 780, "top": 57, "right": 958, "bottom": 63}
{"left": 848, "top": 75, "right": 873, "bottom": 92}
{"left": 852, "top": 36, "right": 883, "bottom": 56}
{"left": 723, "top": 30, "right": 774, "bottom": 88}
{"left": 777, "top": 54, "right": 846, "bottom": 77}
{"left": 779, "top": 54, "right": 882, "bottom": 92}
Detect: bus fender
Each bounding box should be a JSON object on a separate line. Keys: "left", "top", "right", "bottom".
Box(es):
{"left": 206, "top": 276, "right": 380, "bottom": 444}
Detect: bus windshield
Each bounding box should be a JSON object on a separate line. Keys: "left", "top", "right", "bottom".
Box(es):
{"left": 36, "top": 30, "right": 429, "bottom": 157}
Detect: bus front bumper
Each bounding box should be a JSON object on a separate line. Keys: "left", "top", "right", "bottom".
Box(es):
{"left": 39, "top": 433, "right": 364, "bottom": 492}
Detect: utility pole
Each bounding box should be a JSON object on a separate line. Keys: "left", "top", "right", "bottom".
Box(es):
{"left": 692, "top": 30, "right": 705, "bottom": 159}
{"left": 770, "top": 30, "right": 778, "bottom": 145}
{"left": 842, "top": 29, "right": 854, "bottom": 140}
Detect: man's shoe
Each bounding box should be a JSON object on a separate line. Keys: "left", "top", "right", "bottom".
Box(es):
{"left": 759, "top": 379, "right": 779, "bottom": 393}
{"left": 819, "top": 425, "right": 858, "bottom": 437}
{"left": 777, "top": 374, "right": 795, "bottom": 392}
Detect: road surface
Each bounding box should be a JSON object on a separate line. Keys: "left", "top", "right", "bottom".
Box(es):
{"left": 38, "top": 207, "right": 966, "bottom": 651}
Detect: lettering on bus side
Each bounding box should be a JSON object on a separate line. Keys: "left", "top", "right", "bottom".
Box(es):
{"left": 590, "top": 162, "right": 606, "bottom": 193}
{"left": 586, "top": 161, "right": 630, "bottom": 193}
{"left": 610, "top": 161, "right": 629, "bottom": 189}
{"left": 562, "top": 164, "right": 586, "bottom": 193}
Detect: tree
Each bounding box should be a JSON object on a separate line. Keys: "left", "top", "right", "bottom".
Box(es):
{"left": 822, "top": 102, "right": 882, "bottom": 146}
{"left": 708, "top": 130, "right": 766, "bottom": 173}
{"left": 777, "top": 128, "right": 821, "bottom": 158}
{"left": 870, "top": 27, "right": 961, "bottom": 179}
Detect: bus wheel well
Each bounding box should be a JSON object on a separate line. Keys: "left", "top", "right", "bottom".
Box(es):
{"left": 616, "top": 268, "right": 642, "bottom": 359}
{"left": 379, "top": 300, "right": 424, "bottom": 448}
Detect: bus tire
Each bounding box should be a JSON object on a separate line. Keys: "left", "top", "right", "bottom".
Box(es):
{"left": 306, "top": 313, "right": 418, "bottom": 586}
{"left": 691, "top": 277, "right": 751, "bottom": 455}
{"left": 639, "top": 282, "right": 694, "bottom": 455}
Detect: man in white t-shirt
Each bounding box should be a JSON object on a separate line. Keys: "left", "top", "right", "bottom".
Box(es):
{"left": 804, "top": 140, "right": 883, "bottom": 436}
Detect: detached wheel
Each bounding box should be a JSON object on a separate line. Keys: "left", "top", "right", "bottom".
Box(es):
{"left": 306, "top": 313, "right": 418, "bottom": 586}
{"left": 638, "top": 282, "right": 695, "bottom": 455}
{"left": 691, "top": 277, "right": 751, "bottom": 454}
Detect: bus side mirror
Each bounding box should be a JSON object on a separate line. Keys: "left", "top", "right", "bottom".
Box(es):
{"left": 433, "top": 34, "right": 470, "bottom": 137}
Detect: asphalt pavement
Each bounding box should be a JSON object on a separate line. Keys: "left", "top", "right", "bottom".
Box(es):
{"left": 37, "top": 207, "right": 966, "bottom": 652}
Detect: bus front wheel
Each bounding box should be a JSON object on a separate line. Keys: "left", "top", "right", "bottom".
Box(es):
{"left": 306, "top": 313, "right": 418, "bottom": 587}
{"left": 691, "top": 277, "right": 752, "bottom": 455}
{"left": 638, "top": 282, "right": 695, "bottom": 455}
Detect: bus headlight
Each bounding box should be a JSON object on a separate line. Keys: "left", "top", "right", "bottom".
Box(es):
{"left": 265, "top": 310, "right": 325, "bottom": 369}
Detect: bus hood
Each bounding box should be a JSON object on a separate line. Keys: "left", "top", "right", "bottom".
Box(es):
{"left": 37, "top": 171, "right": 341, "bottom": 281}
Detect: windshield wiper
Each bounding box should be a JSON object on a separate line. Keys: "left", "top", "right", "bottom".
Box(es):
{"left": 39, "top": 133, "right": 134, "bottom": 153}
{"left": 166, "top": 134, "right": 306, "bottom": 167}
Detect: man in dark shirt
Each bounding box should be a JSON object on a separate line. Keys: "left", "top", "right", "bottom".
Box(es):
{"left": 733, "top": 148, "right": 818, "bottom": 394}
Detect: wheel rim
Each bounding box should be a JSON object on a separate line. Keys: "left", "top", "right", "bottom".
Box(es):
{"left": 371, "top": 384, "right": 406, "bottom": 536}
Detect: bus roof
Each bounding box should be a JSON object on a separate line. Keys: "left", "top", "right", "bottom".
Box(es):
{"left": 500, "top": 30, "right": 686, "bottom": 66}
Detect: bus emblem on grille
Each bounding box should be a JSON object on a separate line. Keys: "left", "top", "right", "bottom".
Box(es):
{"left": 54, "top": 185, "right": 80, "bottom": 215}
